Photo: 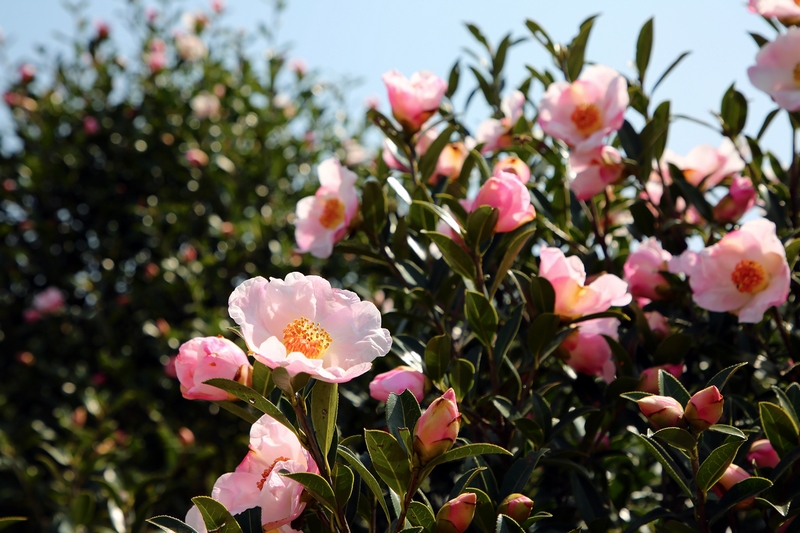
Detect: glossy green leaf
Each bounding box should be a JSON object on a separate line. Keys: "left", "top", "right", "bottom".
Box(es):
{"left": 706, "top": 362, "right": 748, "bottom": 392}
{"left": 652, "top": 51, "right": 691, "bottom": 94}
{"left": 721, "top": 84, "right": 747, "bottom": 136}
{"left": 499, "top": 449, "right": 548, "bottom": 498}
{"left": 710, "top": 476, "right": 772, "bottom": 524}
{"left": 423, "top": 231, "right": 476, "bottom": 281}
{"left": 386, "top": 390, "right": 421, "bottom": 452}
{"left": 465, "top": 290, "right": 498, "bottom": 348}
{"left": 311, "top": 381, "right": 338, "bottom": 458}
{"left": 464, "top": 488, "right": 496, "bottom": 533}
{"left": 251, "top": 360, "right": 274, "bottom": 397}
{"left": 426, "top": 443, "right": 512, "bottom": 469}
{"left": 191, "top": 496, "right": 243, "bottom": 533}
{"left": 361, "top": 179, "right": 387, "bottom": 237}
{"left": 651, "top": 427, "right": 696, "bottom": 452}
{"left": 489, "top": 228, "right": 534, "bottom": 298}
{"left": 566, "top": 15, "right": 598, "bottom": 81}
{"left": 669, "top": 163, "right": 714, "bottom": 221}
{"left": 632, "top": 433, "right": 692, "bottom": 497}
{"left": 419, "top": 126, "right": 456, "bottom": 182}
{"left": 529, "top": 276, "right": 555, "bottom": 314}
{"left": 282, "top": 472, "right": 338, "bottom": 511}
{"left": 204, "top": 378, "right": 295, "bottom": 435}
{"left": 658, "top": 370, "right": 691, "bottom": 407}
{"left": 707, "top": 424, "right": 746, "bottom": 440}
{"left": 494, "top": 304, "right": 523, "bottom": 364}
{"left": 0, "top": 518, "right": 28, "bottom": 532}
{"left": 696, "top": 441, "right": 744, "bottom": 494}
{"left": 760, "top": 402, "right": 800, "bottom": 458}
{"left": 772, "top": 386, "right": 800, "bottom": 428}
{"left": 653, "top": 333, "right": 692, "bottom": 366}
{"left": 424, "top": 334, "right": 451, "bottom": 382}
{"left": 496, "top": 514, "right": 526, "bottom": 533}
{"left": 465, "top": 206, "right": 499, "bottom": 253}
{"left": 333, "top": 464, "right": 355, "bottom": 507}
{"left": 364, "top": 429, "right": 412, "bottom": 497}
{"left": 636, "top": 18, "right": 654, "bottom": 82}
{"left": 337, "top": 445, "right": 390, "bottom": 521}
{"left": 446, "top": 60, "right": 460, "bottom": 99}
{"left": 407, "top": 501, "right": 436, "bottom": 533}
{"left": 450, "top": 358, "right": 476, "bottom": 402}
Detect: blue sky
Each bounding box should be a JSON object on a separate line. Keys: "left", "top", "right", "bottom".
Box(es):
{"left": 0, "top": 0, "right": 792, "bottom": 160}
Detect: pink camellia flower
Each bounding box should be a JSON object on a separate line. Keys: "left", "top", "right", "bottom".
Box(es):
{"left": 146, "top": 38, "right": 167, "bottom": 73}
{"left": 211, "top": 0, "right": 226, "bottom": 13}
{"left": 186, "top": 148, "right": 209, "bottom": 167}
{"left": 185, "top": 414, "right": 316, "bottom": 533}
{"left": 712, "top": 464, "right": 754, "bottom": 508}
{"left": 83, "top": 116, "right": 100, "bottom": 136}
{"left": 638, "top": 364, "right": 684, "bottom": 394}
{"left": 382, "top": 69, "right": 447, "bottom": 133}
{"left": 436, "top": 492, "right": 477, "bottom": 533}
{"left": 538, "top": 65, "right": 629, "bottom": 149}
{"left": 568, "top": 145, "right": 624, "bottom": 200}
{"left": 538, "top": 245, "right": 631, "bottom": 320}
{"left": 369, "top": 366, "right": 426, "bottom": 402}
{"left": 190, "top": 91, "right": 221, "bottom": 120}
{"left": 645, "top": 311, "right": 671, "bottom": 339}
{"left": 414, "top": 388, "right": 461, "bottom": 464}
{"left": 664, "top": 140, "right": 745, "bottom": 191}
{"left": 714, "top": 175, "right": 758, "bottom": 224}
{"left": 460, "top": 171, "right": 536, "bottom": 233}
{"left": 32, "top": 286, "right": 66, "bottom": 315}
{"left": 175, "top": 336, "right": 251, "bottom": 401}
{"left": 559, "top": 317, "right": 619, "bottom": 382}
{"left": 294, "top": 159, "right": 359, "bottom": 258}
{"left": 668, "top": 219, "right": 790, "bottom": 323}
{"left": 623, "top": 238, "right": 673, "bottom": 302}
{"left": 493, "top": 156, "right": 530, "bottom": 183}
{"left": 228, "top": 273, "right": 392, "bottom": 383}
{"left": 432, "top": 140, "right": 473, "bottom": 183}
{"left": 476, "top": 91, "right": 525, "bottom": 153}
{"left": 497, "top": 493, "right": 534, "bottom": 523}
{"left": 748, "top": 439, "right": 780, "bottom": 468}
{"left": 19, "top": 64, "right": 36, "bottom": 84}
{"left": 288, "top": 58, "right": 308, "bottom": 76}
{"left": 684, "top": 386, "right": 724, "bottom": 432}
{"left": 749, "top": 27, "right": 800, "bottom": 111}
{"left": 175, "top": 33, "right": 207, "bottom": 61}
{"left": 749, "top": 0, "right": 800, "bottom": 24}
{"left": 637, "top": 395, "right": 686, "bottom": 429}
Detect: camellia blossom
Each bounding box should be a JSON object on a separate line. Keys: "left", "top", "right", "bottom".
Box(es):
{"left": 460, "top": 171, "right": 536, "bottom": 233}
{"left": 712, "top": 464, "right": 754, "bottom": 508}
{"left": 714, "top": 175, "right": 758, "bottom": 223}
{"left": 228, "top": 273, "right": 392, "bottom": 383}
{"left": 175, "top": 336, "right": 251, "bottom": 401}
{"left": 538, "top": 65, "right": 629, "bottom": 149}
{"left": 369, "top": 366, "right": 426, "bottom": 402}
{"left": 19, "top": 64, "right": 36, "bottom": 84}
{"left": 294, "top": 159, "right": 359, "bottom": 258}
{"left": 24, "top": 286, "right": 65, "bottom": 323}
{"left": 623, "top": 238, "right": 673, "bottom": 302}
{"left": 559, "top": 317, "right": 619, "bottom": 382}
{"left": 639, "top": 364, "right": 684, "bottom": 394}
{"left": 538, "top": 245, "right": 631, "bottom": 320}
{"left": 432, "top": 140, "right": 473, "bottom": 183}
{"left": 663, "top": 140, "right": 745, "bottom": 190}
{"left": 476, "top": 90, "right": 525, "bottom": 153}
{"left": 190, "top": 91, "right": 220, "bottom": 120}
{"left": 493, "top": 156, "right": 530, "bottom": 183}
{"left": 185, "top": 415, "right": 316, "bottom": 532}
{"left": 669, "top": 219, "right": 790, "bottom": 323}
{"left": 186, "top": 148, "right": 209, "bottom": 167}
{"left": 645, "top": 311, "right": 671, "bottom": 338}
{"left": 146, "top": 38, "right": 167, "bottom": 73}
{"left": 568, "top": 145, "right": 624, "bottom": 200}
{"left": 748, "top": 27, "right": 800, "bottom": 111}
{"left": 749, "top": 0, "right": 800, "bottom": 23}
{"left": 382, "top": 70, "right": 447, "bottom": 133}
{"left": 175, "top": 33, "right": 207, "bottom": 61}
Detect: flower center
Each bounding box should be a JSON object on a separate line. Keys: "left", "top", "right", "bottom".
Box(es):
{"left": 731, "top": 259, "right": 769, "bottom": 294}
{"left": 283, "top": 317, "right": 332, "bottom": 359}
{"left": 256, "top": 456, "right": 290, "bottom": 491}
{"left": 319, "top": 198, "right": 346, "bottom": 229}
{"left": 570, "top": 103, "right": 603, "bottom": 136}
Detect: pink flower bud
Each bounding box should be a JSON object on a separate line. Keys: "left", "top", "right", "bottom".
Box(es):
{"left": 369, "top": 366, "right": 426, "bottom": 402}
{"left": 637, "top": 395, "right": 685, "bottom": 429}
{"left": 644, "top": 311, "right": 671, "bottom": 339}
{"left": 460, "top": 171, "right": 536, "bottom": 233}
{"left": 498, "top": 493, "right": 534, "bottom": 523}
{"left": 19, "top": 64, "right": 36, "bottom": 84}
{"left": 712, "top": 464, "right": 753, "bottom": 508}
{"left": 175, "top": 336, "right": 251, "bottom": 401}
{"left": 623, "top": 239, "right": 672, "bottom": 302}
{"left": 414, "top": 388, "right": 461, "bottom": 464}
{"left": 436, "top": 493, "right": 477, "bottom": 533}
{"left": 493, "top": 156, "right": 531, "bottom": 184}
{"left": 186, "top": 148, "right": 209, "bottom": 167}
{"left": 382, "top": 69, "right": 447, "bottom": 133}
{"left": 713, "top": 175, "right": 757, "bottom": 224}
{"left": 748, "top": 439, "right": 780, "bottom": 469}
{"left": 684, "top": 386, "right": 724, "bottom": 432}
{"left": 638, "top": 364, "right": 683, "bottom": 394}
{"left": 83, "top": 116, "right": 100, "bottom": 136}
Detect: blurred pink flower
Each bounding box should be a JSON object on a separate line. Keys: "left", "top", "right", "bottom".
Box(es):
{"left": 560, "top": 317, "right": 619, "bottom": 382}
{"left": 568, "top": 144, "right": 623, "bottom": 200}
{"left": 19, "top": 64, "right": 36, "bottom": 84}
{"left": 186, "top": 148, "right": 209, "bottom": 167}
{"left": 288, "top": 58, "right": 308, "bottom": 76}
{"left": 714, "top": 175, "right": 757, "bottom": 223}
{"left": 181, "top": 11, "right": 210, "bottom": 33}
{"left": 175, "top": 33, "right": 207, "bottom": 61}
{"left": 432, "top": 140, "right": 473, "bottom": 183}
{"left": 669, "top": 219, "right": 790, "bottom": 323}
{"left": 294, "top": 159, "right": 359, "bottom": 258}
{"left": 461, "top": 171, "right": 535, "bottom": 233}
{"left": 211, "top": 0, "right": 226, "bottom": 13}
{"left": 369, "top": 366, "right": 426, "bottom": 402}
{"left": 538, "top": 65, "right": 628, "bottom": 149}
{"left": 163, "top": 355, "right": 178, "bottom": 379}
{"left": 623, "top": 238, "right": 672, "bottom": 302}
{"left": 364, "top": 95, "right": 380, "bottom": 110}
{"left": 175, "top": 336, "right": 251, "bottom": 401}
{"left": 190, "top": 91, "right": 221, "bottom": 120}
{"left": 749, "top": 0, "right": 800, "bottom": 23}
{"left": 663, "top": 139, "right": 744, "bottom": 190}
{"left": 638, "top": 364, "right": 683, "bottom": 394}
{"left": 228, "top": 273, "right": 392, "bottom": 383}
{"left": 146, "top": 38, "right": 167, "bottom": 73}
{"left": 382, "top": 69, "right": 447, "bottom": 133}
{"left": 95, "top": 20, "right": 110, "bottom": 40}
{"left": 645, "top": 311, "right": 671, "bottom": 338}
{"left": 382, "top": 129, "right": 435, "bottom": 172}
{"left": 493, "top": 156, "right": 530, "bottom": 183}
{"left": 83, "top": 116, "right": 100, "bottom": 135}
{"left": 476, "top": 91, "right": 525, "bottom": 153}
{"left": 33, "top": 287, "right": 65, "bottom": 315}
{"left": 749, "top": 27, "right": 800, "bottom": 111}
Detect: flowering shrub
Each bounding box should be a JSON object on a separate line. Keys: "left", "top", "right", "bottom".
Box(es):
{"left": 5, "top": 3, "right": 800, "bottom": 533}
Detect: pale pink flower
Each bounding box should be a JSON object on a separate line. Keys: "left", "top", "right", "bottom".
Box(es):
{"left": 714, "top": 175, "right": 758, "bottom": 223}
{"left": 228, "top": 273, "right": 392, "bottom": 383}
{"left": 18, "top": 64, "right": 36, "bottom": 84}
{"left": 559, "top": 317, "right": 619, "bottom": 382}
{"left": 638, "top": 364, "right": 683, "bottom": 394}
{"left": 343, "top": 138, "right": 370, "bottom": 166}
{"left": 538, "top": 246, "right": 631, "bottom": 320}
{"left": 175, "top": 336, "right": 251, "bottom": 401}
{"left": 538, "top": 65, "right": 629, "bottom": 149}
{"left": 288, "top": 58, "right": 308, "bottom": 76}
{"left": 623, "top": 238, "right": 672, "bottom": 302}
{"left": 211, "top": 0, "right": 226, "bottom": 13}
{"left": 476, "top": 91, "right": 525, "bottom": 153}
{"left": 294, "top": 159, "right": 359, "bottom": 258}
{"left": 32, "top": 286, "right": 65, "bottom": 315}
{"left": 460, "top": 171, "right": 535, "bottom": 233}
{"left": 749, "top": 28, "right": 800, "bottom": 111}
{"left": 190, "top": 91, "right": 221, "bottom": 120}
{"left": 181, "top": 11, "right": 210, "bottom": 33}
{"left": 748, "top": 439, "right": 780, "bottom": 468}
{"left": 364, "top": 95, "right": 380, "bottom": 110}
{"left": 493, "top": 156, "right": 530, "bottom": 183}
{"left": 382, "top": 70, "right": 447, "bottom": 132}
{"left": 185, "top": 414, "right": 315, "bottom": 532}
{"left": 369, "top": 366, "right": 426, "bottom": 402}
{"left": 414, "top": 388, "right": 460, "bottom": 463}
{"left": 668, "top": 219, "right": 790, "bottom": 323}
{"left": 146, "top": 38, "right": 167, "bottom": 73}
{"left": 186, "top": 148, "right": 209, "bottom": 167}
{"left": 175, "top": 33, "right": 207, "bottom": 61}
{"left": 664, "top": 140, "right": 745, "bottom": 190}
{"left": 146, "top": 8, "right": 158, "bottom": 24}
{"left": 749, "top": 0, "right": 800, "bottom": 23}
{"left": 568, "top": 145, "right": 623, "bottom": 200}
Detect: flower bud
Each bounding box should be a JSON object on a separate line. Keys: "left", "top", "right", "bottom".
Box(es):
{"left": 747, "top": 439, "right": 780, "bottom": 469}
{"left": 175, "top": 336, "right": 251, "bottom": 401}
{"left": 369, "top": 366, "right": 426, "bottom": 402}
{"left": 712, "top": 464, "right": 753, "bottom": 509}
{"left": 637, "top": 395, "right": 685, "bottom": 429}
{"left": 493, "top": 156, "right": 530, "bottom": 183}
{"left": 413, "top": 388, "right": 461, "bottom": 464}
{"left": 497, "top": 493, "right": 534, "bottom": 523}
{"left": 436, "top": 493, "right": 477, "bottom": 533}
{"left": 638, "top": 364, "right": 683, "bottom": 394}
{"left": 684, "top": 386, "right": 724, "bottom": 432}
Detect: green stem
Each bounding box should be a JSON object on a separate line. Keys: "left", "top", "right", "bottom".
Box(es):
{"left": 691, "top": 447, "right": 709, "bottom": 533}
{"left": 392, "top": 470, "right": 420, "bottom": 533}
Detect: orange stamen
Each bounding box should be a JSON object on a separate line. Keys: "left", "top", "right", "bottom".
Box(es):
{"left": 282, "top": 317, "right": 332, "bottom": 359}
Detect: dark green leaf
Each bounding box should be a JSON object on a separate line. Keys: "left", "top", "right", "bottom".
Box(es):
{"left": 529, "top": 276, "right": 556, "bottom": 314}
{"left": 424, "top": 334, "right": 451, "bottom": 382}
{"left": 652, "top": 52, "right": 691, "bottom": 94}
{"left": 527, "top": 313, "right": 560, "bottom": 359}
{"left": 758, "top": 108, "right": 781, "bottom": 141}
{"left": 566, "top": 15, "right": 598, "bottom": 81}
{"left": 706, "top": 363, "right": 748, "bottom": 392}
{"left": 364, "top": 429, "right": 412, "bottom": 496}
{"left": 632, "top": 433, "right": 692, "bottom": 497}
{"left": 750, "top": 32, "right": 768, "bottom": 48}
{"left": 570, "top": 470, "right": 606, "bottom": 525}
{"left": 146, "top": 516, "right": 198, "bottom": 533}
{"left": 419, "top": 126, "right": 456, "bottom": 182}
{"left": 311, "top": 381, "right": 338, "bottom": 457}
{"left": 204, "top": 378, "right": 295, "bottom": 435}
{"left": 466, "top": 23, "right": 491, "bottom": 51}
{"left": 465, "top": 206, "right": 499, "bottom": 253}
{"left": 494, "top": 304, "right": 524, "bottom": 364}
{"left": 464, "top": 291, "right": 498, "bottom": 348}
{"left": 658, "top": 369, "right": 691, "bottom": 407}
{"left": 720, "top": 84, "right": 747, "bottom": 136}
{"left": 234, "top": 508, "right": 261, "bottom": 533}
{"left": 386, "top": 390, "right": 422, "bottom": 451}
{"left": 525, "top": 19, "right": 556, "bottom": 55}
{"left": 669, "top": 163, "right": 715, "bottom": 221}
{"left": 251, "top": 360, "right": 274, "bottom": 397}
{"left": 465, "top": 488, "right": 495, "bottom": 533}
{"left": 620, "top": 392, "right": 653, "bottom": 402}
{"left": 622, "top": 508, "right": 675, "bottom": 533}
{"left": 282, "top": 472, "right": 338, "bottom": 511}
{"left": 760, "top": 402, "right": 800, "bottom": 458}
{"left": 772, "top": 386, "right": 800, "bottom": 429}
{"left": 71, "top": 490, "right": 95, "bottom": 526}
{"left": 333, "top": 464, "right": 355, "bottom": 507}
{"left": 653, "top": 333, "right": 692, "bottom": 365}
{"left": 191, "top": 496, "right": 244, "bottom": 533}
{"left": 446, "top": 61, "right": 460, "bottom": 99}
{"left": 499, "top": 449, "right": 548, "bottom": 498}
{"left": 407, "top": 501, "right": 436, "bottom": 533}
{"left": 636, "top": 18, "right": 654, "bottom": 82}
{"left": 423, "top": 231, "right": 476, "bottom": 281}
{"left": 337, "top": 445, "right": 390, "bottom": 521}
{"left": 696, "top": 441, "right": 745, "bottom": 494}
{"left": 651, "top": 427, "right": 696, "bottom": 452}
{"left": 361, "top": 180, "right": 387, "bottom": 237}
{"left": 489, "top": 228, "right": 535, "bottom": 298}
{"left": 707, "top": 424, "right": 746, "bottom": 440}
{"left": 450, "top": 358, "right": 476, "bottom": 402}
{"left": 496, "top": 514, "right": 526, "bottom": 533}
{"left": 450, "top": 466, "right": 488, "bottom": 499}
{"left": 426, "top": 443, "right": 512, "bottom": 469}
{"left": 368, "top": 109, "right": 407, "bottom": 152}
{"left": 710, "top": 477, "right": 772, "bottom": 524}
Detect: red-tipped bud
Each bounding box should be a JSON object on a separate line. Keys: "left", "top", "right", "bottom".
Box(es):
{"left": 413, "top": 388, "right": 461, "bottom": 464}
{"left": 684, "top": 386, "right": 724, "bottom": 432}
{"left": 747, "top": 439, "right": 780, "bottom": 469}
{"left": 498, "top": 493, "right": 534, "bottom": 523}
{"left": 637, "top": 395, "right": 685, "bottom": 429}
{"left": 436, "top": 493, "right": 477, "bottom": 533}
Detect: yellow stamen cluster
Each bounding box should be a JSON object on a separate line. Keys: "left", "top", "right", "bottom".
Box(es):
{"left": 282, "top": 317, "right": 332, "bottom": 359}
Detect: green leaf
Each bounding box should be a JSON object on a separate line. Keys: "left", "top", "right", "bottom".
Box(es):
{"left": 426, "top": 443, "right": 512, "bottom": 469}
{"left": 521, "top": 512, "right": 553, "bottom": 528}
{"left": 424, "top": 334, "right": 451, "bottom": 382}
{"left": 570, "top": 470, "right": 607, "bottom": 527}
{"left": 525, "top": 19, "right": 557, "bottom": 55}
{"left": 234, "top": 507, "right": 261, "bottom": 533}
{"left": 652, "top": 51, "right": 691, "bottom": 94}
{"left": 566, "top": 15, "right": 598, "bottom": 81}
{"left": 337, "top": 445, "right": 390, "bottom": 521}
{"left": 0, "top": 518, "right": 28, "bottom": 532}
{"left": 620, "top": 392, "right": 653, "bottom": 402}
{"left": 603, "top": 335, "right": 636, "bottom": 377}
{"left": 450, "top": 358, "right": 476, "bottom": 402}
{"left": 333, "top": 464, "right": 355, "bottom": 507}
{"left": 465, "top": 206, "right": 499, "bottom": 253}
{"left": 213, "top": 400, "right": 259, "bottom": 424}
{"left": 758, "top": 108, "right": 781, "bottom": 141}
{"left": 311, "top": 381, "right": 338, "bottom": 458}
{"left": 146, "top": 516, "right": 198, "bottom": 533}
{"left": 423, "top": 231, "right": 476, "bottom": 281}
{"left": 368, "top": 109, "right": 407, "bottom": 152}
{"left": 706, "top": 362, "right": 748, "bottom": 392}
{"left": 622, "top": 508, "right": 676, "bottom": 533}
{"left": 204, "top": 378, "right": 296, "bottom": 435}
{"left": 251, "top": 360, "right": 274, "bottom": 397}
{"left": 386, "top": 390, "right": 422, "bottom": 451}
{"left": 464, "top": 291, "right": 498, "bottom": 348}
{"left": 721, "top": 84, "right": 747, "bottom": 137}
{"left": 632, "top": 433, "right": 692, "bottom": 497}
{"left": 446, "top": 60, "right": 460, "bottom": 99}
{"left": 630, "top": 200, "right": 656, "bottom": 236}
{"left": 636, "top": 18, "right": 654, "bottom": 83}
{"left": 489, "top": 228, "right": 534, "bottom": 298}
{"left": 668, "top": 163, "right": 714, "bottom": 221}
{"left": 466, "top": 23, "right": 491, "bottom": 51}
{"left": 787, "top": 383, "right": 800, "bottom": 419}
{"left": 772, "top": 386, "right": 800, "bottom": 429}
{"left": 282, "top": 472, "right": 338, "bottom": 511}
{"left": 495, "top": 305, "right": 523, "bottom": 365}
{"left": 464, "top": 488, "right": 496, "bottom": 533}
{"left": 191, "top": 496, "right": 244, "bottom": 533}
{"left": 710, "top": 477, "right": 772, "bottom": 524}
{"left": 71, "top": 490, "right": 95, "bottom": 526}
{"left": 527, "top": 312, "right": 561, "bottom": 359}
{"left": 707, "top": 424, "right": 746, "bottom": 440}
{"left": 649, "top": 101, "right": 671, "bottom": 161}
{"left": 450, "top": 466, "right": 488, "bottom": 499}
{"left": 407, "top": 501, "right": 436, "bottom": 533}
{"left": 570, "top": 310, "right": 630, "bottom": 324}
{"left": 514, "top": 417, "right": 545, "bottom": 448}
{"left": 499, "top": 449, "right": 548, "bottom": 498}
{"left": 496, "top": 514, "right": 526, "bottom": 533}
{"left": 361, "top": 180, "right": 387, "bottom": 237}
{"left": 529, "top": 276, "right": 555, "bottom": 314}
{"left": 696, "top": 441, "right": 745, "bottom": 494}
{"left": 364, "top": 430, "right": 412, "bottom": 497}
{"left": 658, "top": 370, "right": 691, "bottom": 407}
{"left": 420, "top": 127, "right": 456, "bottom": 182}
{"left": 760, "top": 402, "right": 800, "bottom": 458}
{"left": 651, "top": 427, "right": 696, "bottom": 452}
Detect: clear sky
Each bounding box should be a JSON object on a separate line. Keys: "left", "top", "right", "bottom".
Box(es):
{"left": 0, "top": 0, "right": 792, "bottom": 161}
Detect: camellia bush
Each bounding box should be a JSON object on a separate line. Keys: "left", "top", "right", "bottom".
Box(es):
{"left": 6, "top": 1, "right": 800, "bottom": 533}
